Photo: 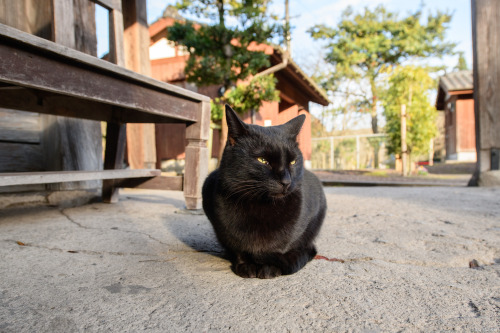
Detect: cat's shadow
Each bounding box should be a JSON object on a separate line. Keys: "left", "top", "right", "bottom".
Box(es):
{"left": 165, "top": 211, "right": 228, "bottom": 261}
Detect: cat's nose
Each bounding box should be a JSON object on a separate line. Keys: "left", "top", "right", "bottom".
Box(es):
{"left": 280, "top": 172, "right": 291, "bottom": 191}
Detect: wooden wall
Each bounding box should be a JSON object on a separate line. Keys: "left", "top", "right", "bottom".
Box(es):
{"left": 456, "top": 98, "right": 476, "bottom": 153}
{"left": 0, "top": 0, "right": 102, "bottom": 191}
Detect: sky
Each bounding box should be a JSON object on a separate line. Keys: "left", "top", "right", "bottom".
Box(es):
{"left": 96, "top": 0, "right": 473, "bottom": 130}
{"left": 144, "top": 0, "right": 473, "bottom": 71}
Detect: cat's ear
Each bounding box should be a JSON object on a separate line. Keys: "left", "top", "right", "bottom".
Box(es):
{"left": 284, "top": 114, "right": 306, "bottom": 139}
{"left": 225, "top": 104, "right": 248, "bottom": 146}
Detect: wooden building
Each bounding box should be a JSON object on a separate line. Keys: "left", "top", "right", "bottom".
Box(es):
{"left": 435, "top": 70, "right": 476, "bottom": 161}
{"left": 148, "top": 10, "right": 329, "bottom": 169}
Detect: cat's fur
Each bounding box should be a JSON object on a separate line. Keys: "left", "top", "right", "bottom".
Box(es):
{"left": 202, "top": 105, "right": 326, "bottom": 279}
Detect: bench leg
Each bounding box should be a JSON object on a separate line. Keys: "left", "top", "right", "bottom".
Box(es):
{"left": 103, "top": 122, "right": 127, "bottom": 203}
{"left": 184, "top": 101, "right": 210, "bottom": 210}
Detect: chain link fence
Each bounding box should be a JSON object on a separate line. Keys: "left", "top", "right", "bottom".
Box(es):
{"left": 311, "top": 134, "right": 391, "bottom": 170}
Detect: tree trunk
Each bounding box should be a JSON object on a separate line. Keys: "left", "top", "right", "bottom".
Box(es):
{"left": 369, "top": 76, "right": 380, "bottom": 168}
{"left": 371, "top": 95, "right": 380, "bottom": 169}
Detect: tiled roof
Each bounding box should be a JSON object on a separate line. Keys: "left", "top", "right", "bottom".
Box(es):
{"left": 439, "top": 70, "right": 473, "bottom": 92}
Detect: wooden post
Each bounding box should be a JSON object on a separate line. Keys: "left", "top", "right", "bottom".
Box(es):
{"left": 102, "top": 0, "right": 126, "bottom": 200}
{"left": 102, "top": 122, "right": 127, "bottom": 203}
{"left": 184, "top": 101, "right": 210, "bottom": 210}
{"left": 330, "top": 137, "right": 334, "bottom": 170}
{"left": 401, "top": 104, "right": 408, "bottom": 176}
{"left": 43, "top": 0, "right": 103, "bottom": 191}
{"left": 122, "top": 0, "right": 156, "bottom": 170}
{"left": 471, "top": 0, "right": 500, "bottom": 186}
{"left": 429, "top": 139, "right": 434, "bottom": 166}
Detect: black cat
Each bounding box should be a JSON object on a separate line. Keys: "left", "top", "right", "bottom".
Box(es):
{"left": 202, "top": 105, "right": 326, "bottom": 279}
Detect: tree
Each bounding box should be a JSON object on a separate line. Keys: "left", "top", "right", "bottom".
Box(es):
{"left": 383, "top": 65, "right": 437, "bottom": 172}
{"left": 309, "top": 4, "right": 455, "bottom": 167}
{"left": 454, "top": 52, "right": 469, "bottom": 71}
{"left": 167, "top": 1, "right": 281, "bottom": 161}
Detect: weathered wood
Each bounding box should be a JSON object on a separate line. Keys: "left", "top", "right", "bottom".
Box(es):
{"left": 0, "top": 0, "right": 53, "bottom": 39}
{"left": 0, "top": 40, "right": 200, "bottom": 123}
{"left": 183, "top": 100, "right": 210, "bottom": 209}
{"left": 472, "top": 0, "right": 500, "bottom": 173}
{"left": 0, "top": 88, "right": 193, "bottom": 124}
{"left": 0, "top": 23, "right": 209, "bottom": 103}
{"left": 103, "top": 122, "right": 127, "bottom": 203}
{"left": 0, "top": 109, "right": 40, "bottom": 143}
{"left": 122, "top": 0, "right": 156, "bottom": 170}
{"left": 0, "top": 169, "right": 161, "bottom": 186}
{"left": 52, "top": 0, "right": 75, "bottom": 47}
{"left": 73, "top": 0, "right": 97, "bottom": 56}
{"left": 0, "top": 142, "right": 43, "bottom": 172}
{"left": 44, "top": 0, "right": 103, "bottom": 191}
{"left": 119, "top": 175, "right": 183, "bottom": 191}
{"left": 0, "top": 19, "right": 211, "bottom": 207}
{"left": 0, "top": 0, "right": 51, "bottom": 175}
{"left": 109, "top": 7, "right": 125, "bottom": 66}
{"left": 93, "top": 0, "right": 121, "bottom": 11}
{"left": 126, "top": 123, "right": 157, "bottom": 169}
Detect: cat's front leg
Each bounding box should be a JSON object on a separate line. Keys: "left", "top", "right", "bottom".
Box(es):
{"left": 232, "top": 253, "right": 282, "bottom": 279}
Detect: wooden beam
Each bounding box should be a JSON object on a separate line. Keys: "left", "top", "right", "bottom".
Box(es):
{"left": 0, "top": 23, "right": 210, "bottom": 104}
{"left": 119, "top": 175, "right": 183, "bottom": 191}
{"left": 0, "top": 169, "right": 161, "bottom": 186}
{"left": 0, "top": 88, "right": 193, "bottom": 124}
{"left": 91, "top": 0, "right": 121, "bottom": 11}
{"left": 0, "top": 41, "right": 200, "bottom": 123}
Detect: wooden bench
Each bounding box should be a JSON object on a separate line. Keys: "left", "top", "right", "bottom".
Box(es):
{"left": 0, "top": 22, "right": 210, "bottom": 209}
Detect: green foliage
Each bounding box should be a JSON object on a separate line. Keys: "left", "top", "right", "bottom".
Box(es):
{"left": 224, "top": 75, "right": 280, "bottom": 113}
{"left": 210, "top": 75, "right": 280, "bottom": 120}
{"left": 454, "top": 52, "right": 469, "bottom": 71}
{"left": 383, "top": 66, "right": 437, "bottom": 158}
{"left": 168, "top": 0, "right": 279, "bottom": 88}
{"left": 168, "top": 0, "right": 281, "bottom": 122}
{"left": 309, "top": 4, "right": 455, "bottom": 132}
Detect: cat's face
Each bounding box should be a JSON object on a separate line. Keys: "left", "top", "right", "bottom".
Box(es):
{"left": 220, "top": 105, "right": 305, "bottom": 201}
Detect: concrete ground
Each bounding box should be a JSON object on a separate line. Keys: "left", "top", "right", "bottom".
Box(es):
{"left": 0, "top": 186, "right": 499, "bottom": 332}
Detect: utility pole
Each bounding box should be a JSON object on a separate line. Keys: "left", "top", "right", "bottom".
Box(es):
{"left": 285, "top": 0, "right": 291, "bottom": 54}
{"left": 401, "top": 104, "right": 408, "bottom": 176}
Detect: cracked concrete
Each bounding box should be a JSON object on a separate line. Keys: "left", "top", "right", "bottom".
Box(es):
{"left": 0, "top": 187, "right": 499, "bottom": 332}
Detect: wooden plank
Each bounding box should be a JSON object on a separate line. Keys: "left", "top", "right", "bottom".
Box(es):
{"left": 92, "top": 0, "right": 121, "bottom": 11}
{"left": 0, "top": 0, "right": 53, "bottom": 40}
{"left": 0, "top": 88, "right": 193, "bottom": 124}
{"left": 52, "top": 0, "right": 76, "bottom": 48}
{"left": 0, "top": 109, "right": 40, "bottom": 143}
{"left": 74, "top": 0, "right": 97, "bottom": 56}
{"left": 0, "top": 42, "right": 200, "bottom": 123}
{"left": 0, "top": 23, "right": 209, "bottom": 103}
{"left": 0, "top": 142, "right": 43, "bottom": 172}
{"left": 109, "top": 7, "right": 125, "bottom": 66}
{"left": 0, "top": 169, "right": 161, "bottom": 186}
{"left": 119, "top": 175, "right": 183, "bottom": 191}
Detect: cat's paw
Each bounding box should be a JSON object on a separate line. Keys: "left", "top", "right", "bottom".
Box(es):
{"left": 257, "top": 265, "right": 282, "bottom": 279}
{"left": 234, "top": 263, "right": 258, "bottom": 278}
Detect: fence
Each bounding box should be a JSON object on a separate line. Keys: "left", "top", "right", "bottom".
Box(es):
{"left": 311, "top": 134, "right": 390, "bottom": 170}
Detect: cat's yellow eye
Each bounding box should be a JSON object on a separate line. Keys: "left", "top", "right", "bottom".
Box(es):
{"left": 290, "top": 160, "right": 296, "bottom": 165}
{"left": 257, "top": 157, "right": 268, "bottom": 165}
